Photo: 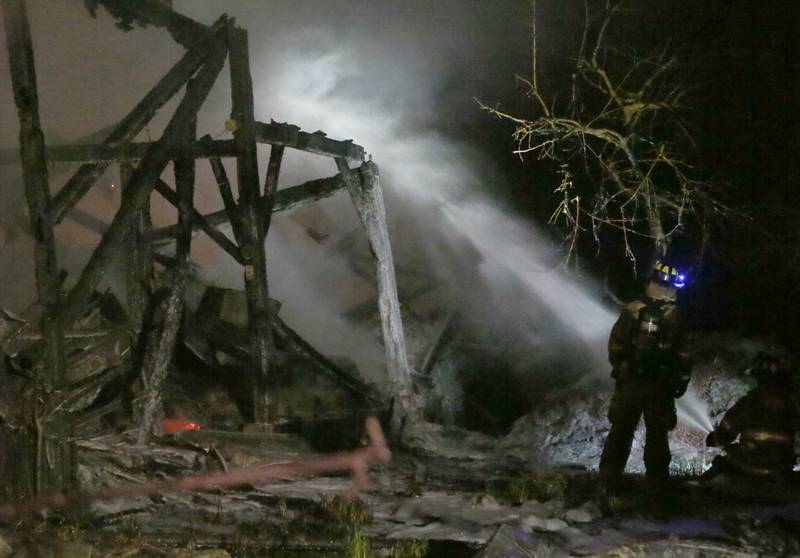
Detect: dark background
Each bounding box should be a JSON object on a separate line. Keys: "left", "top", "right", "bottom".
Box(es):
{"left": 458, "top": 0, "right": 799, "bottom": 349}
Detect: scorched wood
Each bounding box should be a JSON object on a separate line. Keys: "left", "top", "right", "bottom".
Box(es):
{"left": 61, "top": 36, "right": 228, "bottom": 324}
{"left": 228, "top": 22, "right": 274, "bottom": 425}
{"left": 45, "top": 19, "right": 227, "bottom": 225}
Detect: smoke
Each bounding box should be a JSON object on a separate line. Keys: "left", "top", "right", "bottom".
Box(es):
{"left": 0, "top": 1, "right": 709, "bottom": 431}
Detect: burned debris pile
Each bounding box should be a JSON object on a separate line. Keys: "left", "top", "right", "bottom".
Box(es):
{"left": 0, "top": 0, "right": 409, "bottom": 511}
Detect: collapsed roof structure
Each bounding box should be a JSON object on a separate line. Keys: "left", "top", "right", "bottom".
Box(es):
{"left": 0, "top": 0, "right": 413, "bottom": 499}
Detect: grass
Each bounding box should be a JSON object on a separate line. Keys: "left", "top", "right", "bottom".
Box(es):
{"left": 496, "top": 471, "right": 569, "bottom": 505}
{"left": 319, "top": 495, "right": 371, "bottom": 528}
{"left": 346, "top": 529, "right": 371, "bottom": 558}
{"left": 389, "top": 538, "right": 428, "bottom": 558}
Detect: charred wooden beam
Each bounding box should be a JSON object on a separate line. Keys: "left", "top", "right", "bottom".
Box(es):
{"left": 228, "top": 22, "right": 274, "bottom": 425}
{"left": 420, "top": 309, "right": 461, "bottom": 376}
{"left": 173, "top": 103, "right": 196, "bottom": 266}
{"left": 272, "top": 170, "right": 350, "bottom": 212}
{"left": 2, "top": 0, "right": 71, "bottom": 496}
{"left": 62, "top": 37, "right": 228, "bottom": 324}
{"left": 88, "top": 0, "right": 212, "bottom": 49}
{"left": 153, "top": 179, "right": 243, "bottom": 264}
{"left": 255, "top": 120, "right": 365, "bottom": 164}
{"left": 208, "top": 155, "right": 243, "bottom": 246}
{"left": 272, "top": 315, "right": 380, "bottom": 405}
{"left": 45, "top": 21, "right": 226, "bottom": 225}
{"left": 137, "top": 95, "right": 197, "bottom": 446}
{"left": 338, "top": 159, "right": 414, "bottom": 434}
{"left": 261, "top": 144, "right": 284, "bottom": 231}
{"left": 148, "top": 170, "right": 352, "bottom": 242}
{"left": 136, "top": 266, "right": 190, "bottom": 445}
{"left": 122, "top": 163, "right": 149, "bottom": 333}
{"left": 0, "top": 139, "right": 237, "bottom": 166}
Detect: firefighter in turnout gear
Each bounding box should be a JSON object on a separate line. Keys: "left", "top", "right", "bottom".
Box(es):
{"left": 599, "top": 260, "right": 692, "bottom": 477}
{"left": 703, "top": 353, "right": 800, "bottom": 481}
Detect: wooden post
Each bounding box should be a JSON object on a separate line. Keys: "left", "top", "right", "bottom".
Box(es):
{"left": 122, "top": 162, "right": 150, "bottom": 334}
{"left": 337, "top": 159, "right": 414, "bottom": 434}
{"left": 2, "top": 0, "right": 73, "bottom": 496}
{"left": 228, "top": 22, "right": 274, "bottom": 425}
{"left": 47, "top": 21, "right": 225, "bottom": 225}
{"left": 137, "top": 90, "right": 197, "bottom": 445}
{"left": 62, "top": 38, "right": 227, "bottom": 324}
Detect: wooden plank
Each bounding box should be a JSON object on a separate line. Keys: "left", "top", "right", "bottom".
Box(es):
{"left": 255, "top": 120, "right": 365, "bottom": 164}
{"left": 2, "top": 0, "right": 70, "bottom": 496}
{"left": 228, "top": 22, "right": 274, "bottom": 425}
{"left": 338, "top": 159, "right": 414, "bottom": 434}
{"left": 0, "top": 139, "right": 237, "bottom": 166}
{"left": 153, "top": 179, "right": 243, "bottom": 264}
{"left": 62, "top": 37, "right": 228, "bottom": 323}
{"left": 44, "top": 21, "right": 226, "bottom": 225}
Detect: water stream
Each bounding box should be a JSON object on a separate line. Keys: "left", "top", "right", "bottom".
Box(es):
{"left": 250, "top": 44, "right": 714, "bottom": 436}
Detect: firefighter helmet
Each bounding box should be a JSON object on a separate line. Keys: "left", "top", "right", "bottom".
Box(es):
{"left": 652, "top": 260, "right": 688, "bottom": 289}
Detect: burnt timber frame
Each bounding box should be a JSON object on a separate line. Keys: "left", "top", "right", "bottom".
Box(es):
{"left": 0, "top": 0, "right": 413, "bottom": 490}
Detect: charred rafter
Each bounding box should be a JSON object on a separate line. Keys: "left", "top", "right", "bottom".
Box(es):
{"left": 45, "top": 18, "right": 227, "bottom": 225}
{"left": 147, "top": 169, "right": 355, "bottom": 243}
{"left": 0, "top": 140, "right": 236, "bottom": 166}
{"left": 153, "top": 179, "right": 243, "bottom": 264}
{"left": 255, "top": 121, "right": 365, "bottom": 164}
{"left": 62, "top": 34, "right": 228, "bottom": 323}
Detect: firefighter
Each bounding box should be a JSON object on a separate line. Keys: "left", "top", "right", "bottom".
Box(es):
{"left": 599, "top": 260, "right": 692, "bottom": 478}
{"left": 703, "top": 353, "right": 800, "bottom": 481}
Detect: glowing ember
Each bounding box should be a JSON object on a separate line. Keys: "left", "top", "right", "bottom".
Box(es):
{"left": 163, "top": 418, "right": 201, "bottom": 433}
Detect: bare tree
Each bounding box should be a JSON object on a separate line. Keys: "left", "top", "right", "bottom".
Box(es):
{"left": 479, "top": 0, "right": 742, "bottom": 271}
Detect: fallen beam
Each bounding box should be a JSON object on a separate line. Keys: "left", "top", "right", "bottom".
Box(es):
{"left": 272, "top": 314, "right": 381, "bottom": 405}
{"left": 148, "top": 170, "right": 352, "bottom": 243}
{"left": 0, "top": 140, "right": 237, "bottom": 166}
{"left": 255, "top": 121, "right": 365, "bottom": 164}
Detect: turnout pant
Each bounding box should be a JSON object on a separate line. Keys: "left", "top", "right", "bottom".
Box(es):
{"left": 599, "top": 374, "right": 677, "bottom": 476}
